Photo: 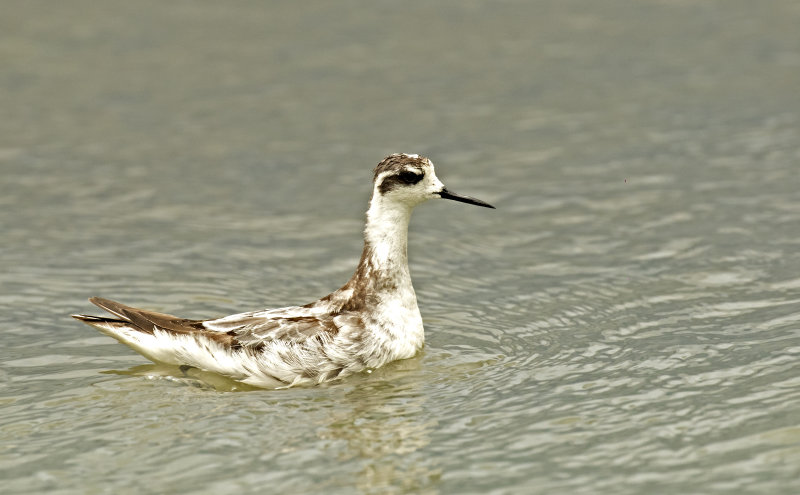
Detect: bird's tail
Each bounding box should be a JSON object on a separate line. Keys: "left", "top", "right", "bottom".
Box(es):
{"left": 71, "top": 314, "right": 131, "bottom": 335}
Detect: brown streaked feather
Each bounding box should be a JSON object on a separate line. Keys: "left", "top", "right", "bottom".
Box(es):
{"left": 88, "top": 297, "right": 348, "bottom": 349}
{"left": 228, "top": 315, "right": 343, "bottom": 346}
{"left": 374, "top": 154, "right": 428, "bottom": 194}
{"left": 88, "top": 297, "right": 239, "bottom": 347}
{"left": 71, "top": 314, "right": 128, "bottom": 326}
{"left": 89, "top": 297, "right": 205, "bottom": 333}
{"left": 202, "top": 304, "right": 353, "bottom": 344}
{"left": 372, "top": 153, "right": 428, "bottom": 181}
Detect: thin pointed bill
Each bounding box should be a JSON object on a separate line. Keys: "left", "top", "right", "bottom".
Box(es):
{"left": 438, "top": 188, "right": 496, "bottom": 209}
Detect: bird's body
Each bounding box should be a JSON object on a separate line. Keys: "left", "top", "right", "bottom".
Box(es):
{"left": 74, "top": 154, "right": 494, "bottom": 388}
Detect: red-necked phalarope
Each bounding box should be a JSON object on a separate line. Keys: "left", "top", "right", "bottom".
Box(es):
{"left": 73, "top": 153, "right": 495, "bottom": 388}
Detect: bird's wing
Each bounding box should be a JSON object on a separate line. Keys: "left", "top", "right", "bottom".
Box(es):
{"left": 202, "top": 305, "right": 360, "bottom": 346}
{"left": 86, "top": 297, "right": 356, "bottom": 349}
{"left": 89, "top": 297, "right": 206, "bottom": 333}
{"left": 87, "top": 296, "right": 239, "bottom": 347}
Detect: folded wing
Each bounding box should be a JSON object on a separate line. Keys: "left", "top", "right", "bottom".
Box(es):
{"left": 85, "top": 297, "right": 348, "bottom": 349}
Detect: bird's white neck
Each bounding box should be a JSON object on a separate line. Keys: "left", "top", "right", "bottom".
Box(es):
{"left": 325, "top": 195, "right": 420, "bottom": 319}
{"left": 335, "top": 196, "right": 417, "bottom": 311}
{"left": 321, "top": 187, "right": 424, "bottom": 357}
{"left": 363, "top": 197, "right": 412, "bottom": 273}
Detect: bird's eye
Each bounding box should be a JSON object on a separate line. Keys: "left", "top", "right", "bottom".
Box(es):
{"left": 398, "top": 171, "right": 423, "bottom": 184}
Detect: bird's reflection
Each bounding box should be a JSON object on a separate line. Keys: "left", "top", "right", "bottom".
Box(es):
{"left": 104, "top": 355, "right": 441, "bottom": 493}
{"left": 316, "top": 357, "right": 441, "bottom": 493}
{"left": 101, "top": 363, "right": 261, "bottom": 391}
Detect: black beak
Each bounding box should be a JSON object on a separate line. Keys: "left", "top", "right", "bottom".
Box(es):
{"left": 438, "top": 188, "right": 496, "bottom": 209}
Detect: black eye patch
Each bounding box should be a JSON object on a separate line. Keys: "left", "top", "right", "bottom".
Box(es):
{"left": 398, "top": 170, "right": 424, "bottom": 184}
{"left": 377, "top": 169, "right": 426, "bottom": 194}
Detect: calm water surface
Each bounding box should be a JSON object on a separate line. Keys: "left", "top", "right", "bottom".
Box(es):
{"left": 2, "top": 1, "right": 799, "bottom": 493}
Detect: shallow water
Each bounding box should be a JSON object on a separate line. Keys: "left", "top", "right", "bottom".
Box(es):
{"left": 2, "top": 1, "right": 800, "bottom": 493}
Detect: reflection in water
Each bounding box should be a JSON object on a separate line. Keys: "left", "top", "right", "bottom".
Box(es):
{"left": 319, "top": 365, "right": 441, "bottom": 494}
{"left": 102, "top": 364, "right": 263, "bottom": 392}
{"left": 105, "top": 358, "right": 442, "bottom": 493}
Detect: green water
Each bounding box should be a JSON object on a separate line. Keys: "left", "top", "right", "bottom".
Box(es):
{"left": 2, "top": 1, "right": 799, "bottom": 493}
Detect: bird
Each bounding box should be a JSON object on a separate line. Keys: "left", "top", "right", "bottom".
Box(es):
{"left": 73, "top": 153, "right": 495, "bottom": 388}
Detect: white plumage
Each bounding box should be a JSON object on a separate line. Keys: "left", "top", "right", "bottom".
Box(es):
{"left": 73, "top": 153, "right": 494, "bottom": 388}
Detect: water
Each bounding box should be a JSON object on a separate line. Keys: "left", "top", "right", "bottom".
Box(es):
{"left": 2, "top": 0, "right": 799, "bottom": 493}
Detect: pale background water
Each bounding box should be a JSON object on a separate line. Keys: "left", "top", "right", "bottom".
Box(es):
{"left": 1, "top": 1, "right": 799, "bottom": 493}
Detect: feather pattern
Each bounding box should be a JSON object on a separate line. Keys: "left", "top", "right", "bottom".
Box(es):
{"left": 73, "top": 154, "right": 494, "bottom": 388}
